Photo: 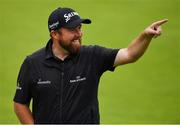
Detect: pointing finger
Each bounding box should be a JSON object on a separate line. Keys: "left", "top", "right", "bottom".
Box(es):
{"left": 152, "top": 19, "right": 168, "bottom": 26}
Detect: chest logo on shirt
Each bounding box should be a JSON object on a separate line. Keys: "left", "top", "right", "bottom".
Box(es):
{"left": 70, "top": 76, "right": 86, "bottom": 83}
{"left": 37, "top": 78, "right": 51, "bottom": 84}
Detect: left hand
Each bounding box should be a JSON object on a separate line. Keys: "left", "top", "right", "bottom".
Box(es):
{"left": 144, "top": 19, "right": 168, "bottom": 38}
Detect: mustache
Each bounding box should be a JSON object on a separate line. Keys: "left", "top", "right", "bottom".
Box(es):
{"left": 72, "top": 36, "right": 82, "bottom": 41}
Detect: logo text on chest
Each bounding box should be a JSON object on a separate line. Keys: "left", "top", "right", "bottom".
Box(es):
{"left": 70, "top": 76, "right": 86, "bottom": 83}
{"left": 37, "top": 78, "right": 51, "bottom": 84}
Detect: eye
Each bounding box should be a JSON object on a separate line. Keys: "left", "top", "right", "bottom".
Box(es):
{"left": 78, "top": 25, "right": 82, "bottom": 30}
{"left": 69, "top": 28, "right": 76, "bottom": 32}
{"left": 68, "top": 25, "right": 82, "bottom": 32}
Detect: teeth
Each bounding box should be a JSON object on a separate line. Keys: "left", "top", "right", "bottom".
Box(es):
{"left": 74, "top": 40, "right": 79, "bottom": 42}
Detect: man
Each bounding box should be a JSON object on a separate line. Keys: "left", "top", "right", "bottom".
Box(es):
{"left": 13, "top": 7, "right": 168, "bottom": 124}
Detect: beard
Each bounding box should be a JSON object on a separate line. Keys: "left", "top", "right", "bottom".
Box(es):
{"left": 58, "top": 38, "right": 81, "bottom": 55}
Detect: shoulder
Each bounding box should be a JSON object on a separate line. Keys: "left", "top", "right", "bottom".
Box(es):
{"left": 29, "top": 47, "right": 46, "bottom": 58}
{"left": 80, "top": 45, "right": 104, "bottom": 54}
{"left": 81, "top": 45, "right": 116, "bottom": 55}
{"left": 24, "top": 47, "right": 46, "bottom": 64}
{"left": 81, "top": 45, "right": 94, "bottom": 51}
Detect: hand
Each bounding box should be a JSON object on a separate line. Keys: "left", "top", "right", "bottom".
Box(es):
{"left": 144, "top": 19, "right": 168, "bottom": 38}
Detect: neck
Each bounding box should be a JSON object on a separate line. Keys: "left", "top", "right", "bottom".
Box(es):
{"left": 52, "top": 40, "right": 69, "bottom": 61}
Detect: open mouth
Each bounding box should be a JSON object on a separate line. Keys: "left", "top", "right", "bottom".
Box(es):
{"left": 72, "top": 39, "right": 80, "bottom": 43}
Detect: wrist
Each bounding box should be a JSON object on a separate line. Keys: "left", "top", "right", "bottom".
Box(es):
{"left": 141, "top": 31, "right": 153, "bottom": 40}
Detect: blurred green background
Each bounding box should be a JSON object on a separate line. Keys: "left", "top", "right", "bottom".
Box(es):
{"left": 0, "top": 0, "right": 180, "bottom": 123}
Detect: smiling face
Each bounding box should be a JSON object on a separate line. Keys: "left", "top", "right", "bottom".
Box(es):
{"left": 51, "top": 25, "right": 83, "bottom": 55}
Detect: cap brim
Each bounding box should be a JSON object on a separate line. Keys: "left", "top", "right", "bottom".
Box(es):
{"left": 64, "top": 19, "right": 91, "bottom": 29}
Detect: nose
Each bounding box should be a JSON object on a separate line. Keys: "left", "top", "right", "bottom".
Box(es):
{"left": 74, "top": 27, "right": 82, "bottom": 38}
{"left": 75, "top": 30, "right": 82, "bottom": 38}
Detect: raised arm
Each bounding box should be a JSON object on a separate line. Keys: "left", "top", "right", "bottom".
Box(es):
{"left": 114, "top": 19, "right": 168, "bottom": 66}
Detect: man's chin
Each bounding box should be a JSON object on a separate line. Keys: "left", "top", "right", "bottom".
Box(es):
{"left": 70, "top": 42, "right": 81, "bottom": 54}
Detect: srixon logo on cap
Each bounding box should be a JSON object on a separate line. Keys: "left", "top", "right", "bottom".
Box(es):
{"left": 64, "top": 12, "right": 79, "bottom": 23}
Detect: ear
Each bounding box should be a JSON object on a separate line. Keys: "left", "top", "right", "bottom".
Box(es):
{"left": 50, "top": 30, "right": 59, "bottom": 40}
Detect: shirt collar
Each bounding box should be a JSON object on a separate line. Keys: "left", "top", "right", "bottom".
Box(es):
{"left": 45, "top": 39, "right": 54, "bottom": 59}
{"left": 45, "top": 39, "right": 79, "bottom": 63}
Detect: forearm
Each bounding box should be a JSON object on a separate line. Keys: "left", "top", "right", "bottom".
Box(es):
{"left": 127, "top": 31, "right": 153, "bottom": 61}
{"left": 14, "top": 102, "right": 34, "bottom": 124}
{"left": 114, "top": 19, "right": 167, "bottom": 66}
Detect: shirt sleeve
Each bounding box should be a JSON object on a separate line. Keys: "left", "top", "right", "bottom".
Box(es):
{"left": 13, "top": 57, "right": 33, "bottom": 104}
{"left": 93, "top": 45, "right": 119, "bottom": 74}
